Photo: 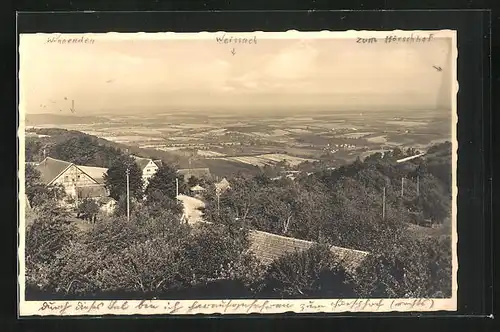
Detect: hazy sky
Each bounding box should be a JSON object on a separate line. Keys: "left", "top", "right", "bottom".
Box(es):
{"left": 20, "top": 33, "right": 453, "bottom": 115}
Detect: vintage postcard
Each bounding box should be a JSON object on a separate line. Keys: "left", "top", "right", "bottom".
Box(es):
{"left": 18, "top": 30, "right": 457, "bottom": 316}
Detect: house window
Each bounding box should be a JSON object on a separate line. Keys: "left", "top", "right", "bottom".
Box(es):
{"left": 64, "top": 175, "right": 69, "bottom": 181}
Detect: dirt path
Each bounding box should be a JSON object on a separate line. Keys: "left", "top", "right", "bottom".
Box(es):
{"left": 177, "top": 194, "right": 206, "bottom": 224}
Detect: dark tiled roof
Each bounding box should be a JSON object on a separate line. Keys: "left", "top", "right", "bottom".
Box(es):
{"left": 76, "top": 185, "right": 107, "bottom": 198}
{"left": 177, "top": 168, "right": 211, "bottom": 180}
{"left": 133, "top": 156, "right": 152, "bottom": 171}
{"left": 248, "top": 230, "right": 369, "bottom": 274}
{"left": 35, "top": 157, "right": 72, "bottom": 184}
{"left": 153, "top": 160, "right": 162, "bottom": 167}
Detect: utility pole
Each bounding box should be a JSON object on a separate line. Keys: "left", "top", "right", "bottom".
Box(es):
{"left": 175, "top": 178, "right": 179, "bottom": 197}
{"left": 416, "top": 175, "right": 420, "bottom": 196}
{"left": 382, "top": 186, "right": 386, "bottom": 220}
{"left": 217, "top": 191, "right": 220, "bottom": 216}
{"left": 401, "top": 177, "right": 405, "bottom": 197}
{"left": 126, "top": 168, "right": 130, "bottom": 222}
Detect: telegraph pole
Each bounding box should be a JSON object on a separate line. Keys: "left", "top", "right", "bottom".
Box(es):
{"left": 217, "top": 191, "right": 220, "bottom": 216}
{"left": 401, "top": 177, "right": 405, "bottom": 197}
{"left": 382, "top": 186, "right": 386, "bottom": 220}
{"left": 126, "top": 168, "right": 130, "bottom": 222}
{"left": 416, "top": 175, "right": 420, "bottom": 196}
{"left": 175, "top": 178, "right": 179, "bottom": 197}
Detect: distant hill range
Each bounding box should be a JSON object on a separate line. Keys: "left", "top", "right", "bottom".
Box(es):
{"left": 25, "top": 113, "right": 109, "bottom": 126}
{"left": 24, "top": 127, "right": 262, "bottom": 177}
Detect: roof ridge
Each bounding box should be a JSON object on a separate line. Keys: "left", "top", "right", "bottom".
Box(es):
{"left": 249, "top": 229, "right": 315, "bottom": 245}
{"left": 249, "top": 229, "right": 369, "bottom": 255}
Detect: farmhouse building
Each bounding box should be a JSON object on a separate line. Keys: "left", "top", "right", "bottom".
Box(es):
{"left": 34, "top": 156, "right": 109, "bottom": 203}
{"left": 132, "top": 155, "right": 162, "bottom": 186}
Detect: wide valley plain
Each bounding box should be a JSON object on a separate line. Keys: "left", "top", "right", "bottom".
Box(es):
{"left": 26, "top": 108, "right": 451, "bottom": 177}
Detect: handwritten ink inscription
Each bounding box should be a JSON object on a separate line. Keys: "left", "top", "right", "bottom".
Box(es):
{"left": 216, "top": 33, "right": 258, "bottom": 45}
{"left": 35, "top": 298, "right": 436, "bottom": 315}
{"left": 356, "top": 33, "right": 435, "bottom": 44}
{"left": 45, "top": 34, "right": 95, "bottom": 44}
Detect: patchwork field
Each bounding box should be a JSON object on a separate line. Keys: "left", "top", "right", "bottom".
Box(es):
{"left": 211, "top": 154, "right": 316, "bottom": 167}
{"left": 26, "top": 109, "right": 452, "bottom": 177}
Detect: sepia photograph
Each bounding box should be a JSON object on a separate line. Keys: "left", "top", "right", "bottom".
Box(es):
{"left": 18, "top": 30, "right": 457, "bottom": 315}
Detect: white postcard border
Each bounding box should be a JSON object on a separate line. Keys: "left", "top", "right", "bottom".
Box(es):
{"left": 17, "top": 29, "right": 458, "bottom": 316}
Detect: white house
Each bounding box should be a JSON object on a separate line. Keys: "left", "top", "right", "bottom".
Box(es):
{"left": 132, "top": 156, "right": 162, "bottom": 186}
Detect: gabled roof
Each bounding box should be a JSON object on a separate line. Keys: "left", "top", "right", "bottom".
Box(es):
{"left": 190, "top": 184, "right": 206, "bottom": 191}
{"left": 177, "top": 168, "right": 211, "bottom": 179}
{"left": 35, "top": 157, "right": 108, "bottom": 185}
{"left": 153, "top": 159, "right": 162, "bottom": 167}
{"left": 135, "top": 157, "right": 153, "bottom": 170}
{"left": 248, "top": 230, "right": 369, "bottom": 274}
{"left": 215, "top": 178, "right": 231, "bottom": 192}
{"left": 78, "top": 166, "right": 108, "bottom": 184}
{"left": 35, "top": 157, "right": 73, "bottom": 185}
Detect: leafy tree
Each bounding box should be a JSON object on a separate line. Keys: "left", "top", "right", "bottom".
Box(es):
{"left": 354, "top": 235, "right": 452, "bottom": 298}
{"left": 104, "top": 155, "right": 144, "bottom": 201}
{"left": 25, "top": 210, "right": 75, "bottom": 264}
{"left": 187, "top": 176, "right": 198, "bottom": 188}
{"left": 77, "top": 198, "right": 100, "bottom": 222}
{"left": 25, "top": 208, "right": 77, "bottom": 294}
{"left": 180, "top": 223, "right": 257, "bottom": 285}
{"left": 95, "top": 238, "right": 189, "bottom": 294}
{"left": 143, "top": 164, "right": 186, "bottom": 216}
{"left": 259, "top": 245, "right": 356, "bottom": 298}
{"left": 25, "top": 138, "right": 44, "bottom": 162}
{"left": 25, "top": 163, "right": 43, "bottom": 206}
{"left": 82, "top": 216, "right": 146, "bottom": 256}
{"left": 25, "top": 163, "right": 67, "bottom": 208}
{"left": 205, "top": 176, "right": 260, "bottom": 223}
{"left": 50, "top": 134, "right": 123, "bottom": 168}
{"left": 143, "top": 189, "right": 183, "bottom": 217}
{"left": 145, "top": 163, "right": 186, "bottom": 200}
{"left": 114, "top": 195, "right": 140, "bottom": 218}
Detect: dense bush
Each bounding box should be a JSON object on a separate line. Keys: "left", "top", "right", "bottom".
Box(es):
{"left": 353, "top": 235, "right": 452, "bottom": 298}
{"left": 258, "top": 245, "right": 357, "bottom": 298}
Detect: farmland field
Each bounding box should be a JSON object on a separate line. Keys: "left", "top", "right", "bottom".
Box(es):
{"left": 211, "top": 154, "right": 317, "bottom": 167}
{"left": 26, "top": 108, "right": 452, "bottom": 177}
